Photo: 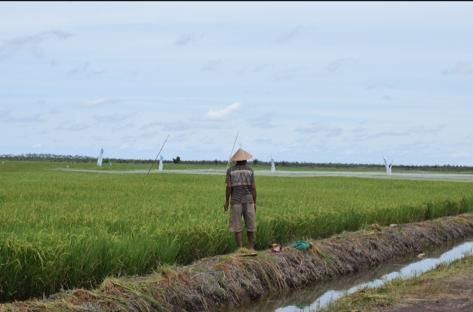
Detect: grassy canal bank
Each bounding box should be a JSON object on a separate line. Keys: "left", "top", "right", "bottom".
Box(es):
{"left": 1, "top": 214, "right": 473, "bottom": 311}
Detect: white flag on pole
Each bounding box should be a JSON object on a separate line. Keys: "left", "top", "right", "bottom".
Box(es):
{"left": 270, "top": 157, "right": 276, "bottom": 172}
{"left": 158, "top": 155, "right": 164, "bottom": 171}
{"left": 383, "top": 157, "right": 393, "bottom": 176}
{"left": 97, "top": 148, "right": 104, "bottom": 167}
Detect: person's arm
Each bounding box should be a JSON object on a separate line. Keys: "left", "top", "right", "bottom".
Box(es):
{"left": 251, "top": 172, "right": 257, "bottom": 211}
{"left": 252, "top": 183, "right": 257, "bottom": 212}
{"left": 224, "top": 184, "right": 231, "bottom": 211}
{"left": 224, "top": 170, "right": 231, "bottom": 211}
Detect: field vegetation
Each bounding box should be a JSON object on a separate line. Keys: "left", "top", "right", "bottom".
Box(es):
{"left": 1, "top": 160, "right": 473, "bottom": 301}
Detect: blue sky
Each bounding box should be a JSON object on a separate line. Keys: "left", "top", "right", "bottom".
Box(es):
{"left": 1, "top": 2, "right": 473, "bottom": 165}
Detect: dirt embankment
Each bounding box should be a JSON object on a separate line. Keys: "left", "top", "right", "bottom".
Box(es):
{"left": 3, "top": 214, "right": 473, "bottom": 312}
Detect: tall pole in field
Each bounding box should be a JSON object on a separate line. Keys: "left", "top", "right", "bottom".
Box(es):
{"left": 147, "top": 134, "right": 170, "bottom": 176}
{"left": 226, "top": 131, "right": 239, "bottom": 169}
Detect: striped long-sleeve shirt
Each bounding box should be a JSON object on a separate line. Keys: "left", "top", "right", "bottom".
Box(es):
{"left": 225, "top": 164, "right": 255, "bottom": 204}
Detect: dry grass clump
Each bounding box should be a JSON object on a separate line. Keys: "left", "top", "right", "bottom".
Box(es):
{"left": 2, "top": 214, "right": 473, "bottom": 312}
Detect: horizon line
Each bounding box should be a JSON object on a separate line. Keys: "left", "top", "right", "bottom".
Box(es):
{"left": 1, "top": 153, "right": 473, "bottom": 168}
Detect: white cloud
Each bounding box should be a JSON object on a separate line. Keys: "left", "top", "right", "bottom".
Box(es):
{"left": 325, "top": 58, "right": 356, "bottom": 73}
{"left": 81, "top": 98, "right": 117, "bottom": 108}
{"left": 94, "top": 114, "right": 129, "bottom": 123}
{"left": 449, "top": 151, "right": 472, "bottom": 158}
{"left": 206, "top": 102, "right": 241, "bottom": 121}
{"left": 56, "top": 123, "right": 90, "bottom": 132}
{"left": 0, "top": 30, "right": 72, "bottom": 61}
{"left": 273, "top": 26, "right": 301, "bottom": 44}
{"left": 201, "top": 59, "right": 223, "bottom": 72}
{"left": 442, "top": 62, "right": 473, "bottom": 75}
{"left": 295, "top": 123, "right": 343, "bottom": 137}
{"left": 175, "top": 33, "right": 204, "bottom": 46}
{"left": 0, "top": 110, "right": 44, "bottom": 123}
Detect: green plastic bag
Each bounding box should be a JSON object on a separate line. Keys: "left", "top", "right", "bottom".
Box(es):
{"left": 291, "top": 240, "right": 312, "bottom": 251}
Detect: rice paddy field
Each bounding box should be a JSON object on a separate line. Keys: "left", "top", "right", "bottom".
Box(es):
{"left": 2, "top": 160, "right": 473, "bottom": 302}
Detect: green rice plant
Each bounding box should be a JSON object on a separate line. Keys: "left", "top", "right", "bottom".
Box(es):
{"left": 1, "top": 160, "right": 473, "bottom": 301}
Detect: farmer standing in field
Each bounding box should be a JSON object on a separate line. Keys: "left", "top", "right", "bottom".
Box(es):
{"left": 224, "top": 148, "right": 257, "bottom": 250}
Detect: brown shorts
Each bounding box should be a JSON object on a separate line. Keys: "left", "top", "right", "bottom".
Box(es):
{"left": 229, "top": 202, "right": 256, "bottom": 232}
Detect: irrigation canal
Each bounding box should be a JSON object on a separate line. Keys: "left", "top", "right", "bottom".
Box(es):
{"left": 229, "top": 240, "right": 473, "bottom": 312}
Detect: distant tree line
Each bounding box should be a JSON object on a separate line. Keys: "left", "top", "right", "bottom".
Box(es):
{"left": 0, "top": 153, "right": 150, "bottom": 164}
{"left": 1, "top": 153, "right": 473, "bottom": 172}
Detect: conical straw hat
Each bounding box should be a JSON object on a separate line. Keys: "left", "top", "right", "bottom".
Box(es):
{"left": 231, "top": 148, "right": 253, "bottom": 161}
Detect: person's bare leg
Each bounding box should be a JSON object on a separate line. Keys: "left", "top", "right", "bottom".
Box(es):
{"left": 247, "top": 231, "right": 255, "bottom": 250}
{"left": 234, "top": 231, "right": 243, "bottom": 248}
